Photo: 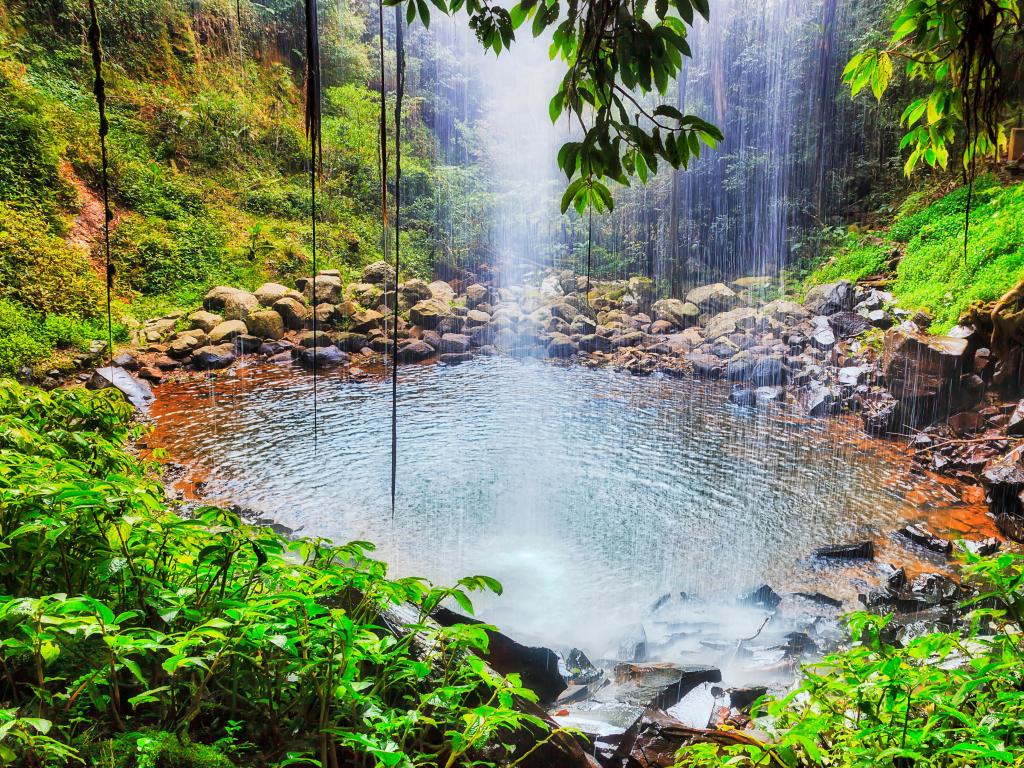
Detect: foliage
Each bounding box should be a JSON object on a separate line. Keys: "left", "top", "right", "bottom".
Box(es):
{"left": 0, "top": 203, "right": 104, "bottom": 319}
{"left": 0, "top": 381, "right": 546, "bottom": 766}
{"left": 389, "top": 0, "right": 723, "bottom": 212}
{"left": 676, "top": 549, "right": 1024, "bottom": 768}
{"left": 801, "top": 177, "right": 1024, "bottom": 331}
{"left": 0, "top": 299, "right": 125, "bottom": 376}
{"left": 842, "top": 0, "right": 1023, "bottom": 176}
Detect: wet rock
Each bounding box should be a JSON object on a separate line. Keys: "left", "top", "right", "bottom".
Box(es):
{"left": 547, "top": 334, "right": 578, "bottom": 359}
{"left": 793, "top": 591, "right": 843, "bottom": 609}
{"left": 704, "top": 307, "right": 759, "bottom": 341}
{"left": 246, "top": 309, "right": 285, "bottom": 340}
{"left": 268, "top": 297, "right": 306, "bottom": 330}
{"left": 651, "top": 298, "right": 700, "bottom": 328}
{"left": 437, "top": 333, "right": 471, "bottom": 354}
{"left": 728, "top": 686, "right": 767, "bottom": 711}
{"left": 298, "top": 346, "right": 347, "bottom": 368}
{"left": 1007, "top": 400, "right": 1024, "bottom": 436}
{"left": 749, "top": 356, "right": 784, "bottom": 386}
{"left": 896, "top": 524, "right": 953, "bottom": 556}
{"left": 814, "top": 541, "right": 875, "bottom": 560}
{"left": 351, "top": 309, "right": 385, "bottom": 334}
{"left": 302, "top": 275, "right": 343, "bottom": 305}
{"left": 805, "top": 280, "right": 854, "bottom": 316}
{"left": 982, "top": 446, "right": 1024, "bottom": 519}
{"left": 87, "top": 366, "right": 155, "bottom": 410}
{"left": 612, "top": 663, "right": 721, "bottom": 710}
{"left": 464, "top": 283, "right": 489, "bottom": 308}
{"left": 611, "top": 706, "right": 706, "bottom": 768}
{"left": 202, "top": 285, "right": 243, "bottom": 312}
{"left": 763, "top": 299, "right": 810, "bottom": 325}
{"left": 397, "top": 340, "right": 435, "bottom": 363}
{"left": 739, "top": 584, "right": 781, "bottom": 610}
{"left": 948, "top": 410, "right": 985, "bottom": 435}
{"left": 828, "top": 311, "right": 871, "bottom": 338}
{"left": 686, "top": 353, "right": 722, "bottom": 379}
{"left": 882, "top": 327, "right": 969, "bottom": 422}
{"left": 335, "top": 332, "right": 368, "bottom": 353}
{"left": 796, "top": 381, "right": 837, "bottom": 417}
{"left": 233, "top": 334, "right": 262, "bottom": 354}
{"left": 167, "top": 334, "right": 202, "bottom": 359}
{"left": 137, "top": 366, "right": 163, "bottom": 383}
{"left": 810, "top": 324, "right": 836, "bottom": 350}
{"left": 571, "top": 315, "right": 598, "bottom": 335}
{"left": 221, "top": 290, "right": 260, "bottom": 322}
{"left": 725, "top": 357, "right": 754, "bottom": 382}
{"left": 207, "top": 320, "right": 248, "bottom": 345}
{"left": 298, "top": 330, "right": 332, "bottom": 348}
{"left": 579, "top": 334, "right": 612, "bottom": 353}
{"left": 838, "top": 365, "right": 867, "bottom": 386}
{"left": 112, "top": 351, "right": 138, "bottom": 370}
{"left": 188, "top": 310, "right": 223, "bottom": 333}
{"left": 755, "top": 386, "right": 785, "bottom": 405}
{"left": 728, "top": 388, "right": 757, "bottom": 407}
{"left": 438, "top": 352, "right": 474, "bottom": 365}
{"left": 192, "top": 344, "right": 236, "bottom": 370}
{"left": 862, "top": 393, "right": 900, "bottom": 435}
{"left": 868, "top": 309, "right": 893, "bottom": 329}
{"left": 686, "top": 283, "right": 741, "bottom": 314}
{"left": 409, "top": 298, "right": 453, "bottom": 329}
{"left": 618, "top": 623, "right": 648, "bottom": 662}
{"left": 959, "top": 537, "right": 1001, "bottom": 556}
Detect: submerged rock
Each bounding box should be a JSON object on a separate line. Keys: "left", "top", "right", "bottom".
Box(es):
{"left": 814, "top": 541, "right": 875, "bottom": 561}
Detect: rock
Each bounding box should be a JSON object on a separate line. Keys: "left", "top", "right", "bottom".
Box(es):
{"left": 432, "top": 607, "right": 566, "bottom": 703}
{"left": 579, "top": 334, "right": 612, "bottom": 353}
{"left": 896, "top": 524, "right": 953, "bottom": 557}
{"left": 112, "top": 352, "right": 138, "bottom": 370}
{"left": 755, "top": 386, "right": 785, "bottom": 405}
{"left": 725, "top": 357, "right": 754, "bottom": 382}
{"left": 948, "top": 410, "right": 985, "bottom": 435}
{"left": 86, "top": 366, "right": 155, "bottom": 411}
{"left": 982, "top": 446, "right": 1024, "bottom": 519}
{"left": 729, "top": 388, "right": 757, "bottom": 407}
{"left": 686, "top": 353, "right": 722, "bottom": 379}
{"left": 612, "top": 330, "right": 646, "bottom": 349}
{"left": 270, "top": 297, "right": 307, "bottom": 330}
{"left": 732, "top": 276, "right": 774, "bottom": 291}
{"left": 810, "top": 324, "right": 836, "bottom": 350}
{"left": 796, "top": 381, "right": 837, "bottom": 417}
{"left": 347, "top": 282, "right": 383, "bottom": 308}
{"left": 310, "top": 303, "right": 337, "bottom": 327}
{"left": 188, "top": 310, "right": 223, "bottom": 333}
{"left": 611, "top": 706, "right": 700, "bottom": 768}
{"left": 540, "top": 274, "right": 564, "bottom": 298}
{"left": 399, "top": 279, "right": 433, "bottom": 307}
{"left": 254, "top": 282, "right": 291, "bottom": 306}
{"left": 805, "top": 280, "right": 854, "bottom": 316}
{"left": 192, "top": 344, "right": 236, "bottom": 370}
{"left": 428, "top": 280, "right": 456, "bottom": 302}
{"left": 838, "top": 366, "right": 867, "bottom": 386}
{"left": 298, "top": 346, "right": 346, "bottom": 368}
{"left": 868, "top": 309, "right": 893, "bottom": 329}
{"left": 465, "top": 309, "right": 491, "bottom": 328}
{"left": 763, "top": 299, "right": 810, "bottom": 325}
{"left": 303, "top": 274, "right": 343, "bottom": 305}
{"left": 361, "top": 260, "right": 395, "bottom": 284}
{"left": 749, "top": 356, "right": 784, "bottom": 386}
{"left": 652, "top": 299, "right": 700, "bottom": 328}
{"left": 959, "top": 537, "right": 1001, "bottom": 557}
{"left": 335, "top": 332, "right": 369, "bottom": 353}
{"left": 207, "top": 320, "right": 249, "bottom": 344}
{"left": 438, "top": 352, "right": 474, "bottom": 365}
{"left": 882, "top": 327, "right": 969, "bottom": 423}
{"left": 618, "top": 623, "right": 648, "bottom": 662}
{"left": 571, "top": 315, "right": 598, "bottom": 335}
{"left": 625, "top": 276, "right": 655, "bottom": 307}
{"left": 547, "top": 334, "right": 577, "bottom": 358}
{"left": 233, "top": 334, "right": 262, "bottom": 354}
{"left": 351, "top": 309, "right": 384, "bottom": 334}
{"left": 409, "top": 298, "right": 453, "bottom": 329}
{"left": 464, "top": 283, "right": 489, "bottom": 308}
{"left": 814, "top": 542, "right": 875, "bottom": 560}
{"left": 246, "top": 310, "right": 285, "bottom": 340}
{"left": 612, "top": 663, "right": 721, "bottom": 710}
{"left": 221, "top": 290, "right": 260, "bottom": 322}
{"left": 167, "top": 335, "right": 202, "bottom": 359}
{"left": 397, "top": 340, "right": 435, "bottom": 362}
{"left": 828, "top": 311, "right": 871, "bottom": 338}
{"left": 862, "top": 393, "right": 900, "bottom": 435}
{"left": 298, "top": 330, "right": 332, "bottom": 348}
{"left": 202, "top": 285, "right": 244, "bottom": 312}
{"left": 1007, "top": 400, "right": 1024, "bottom": 436}
{"left": 704, "top": 307, "right": 759, "bottom": 340}
{"left": 438, "top": 333, "right": 471, "bottom": 354}
{"left": 137, "top": 366, "right": 163, "bottom": 383}
{"left": 686, "top": 283, "right": 740, "bottom": 314}
{"left": 728, "top": 686, "right": 768, "bottom": 711}
{"left": 739, "top": 584, "right": 781, "bottom": 610}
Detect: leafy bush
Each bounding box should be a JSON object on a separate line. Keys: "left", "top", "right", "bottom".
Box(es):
{"left": 0, "top": 300, "right": 51, "bottom": 376}
{"left": 111, "top": 212, "right": 227, "bottom": 294}
{"left": 0, "top": 203, "right": 104, "bottom": 318}
{"left": 0, "top": 381, "right": 544, "bottom": 766}
{"left": 803, "top": 231, "right": 890, "bottom": 288}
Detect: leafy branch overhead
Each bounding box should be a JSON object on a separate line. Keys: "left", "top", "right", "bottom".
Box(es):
{"left": 842, "top": 0, "right": 1022, "bottom": 177}
{"left": 384, "top": 0, "right": 724, "bottom": 213}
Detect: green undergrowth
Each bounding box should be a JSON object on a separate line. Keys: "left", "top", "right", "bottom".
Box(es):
{"left": 0, "top": 380, "right": 543, "bottom": 766}
{"left": 802, "top": 177, "right": 1024, "bottom": 331}
{"left": 677, "top": 550, "right": 1024, "bottom": 767}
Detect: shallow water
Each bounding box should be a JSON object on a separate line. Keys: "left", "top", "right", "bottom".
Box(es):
{"left": 150, "top": 356, "right": 986, "bottom": 654}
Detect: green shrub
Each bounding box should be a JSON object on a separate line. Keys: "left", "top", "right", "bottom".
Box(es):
{"left": 0, "top": 203, "right": 104, "bottom": 318}
{"left": 0, "top": 300, "right": 52, "bottom": 375}
{"left": 87, "top": 730, "right": 236, "bottom": 768}
{"left": 111, "top": 211, "right": 226, "bottom": 294}
{"left": 803, "top": 231, "right": 890, "bottom": 288}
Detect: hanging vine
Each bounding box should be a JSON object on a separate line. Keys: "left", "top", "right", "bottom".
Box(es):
{"left": 304, "top": 0, "right": 323, "bottom": 448}
{"left": 86, "top": 0, "right": 114, "bottom": 373}
{"left": 390, "top": 4, "right": 406, "bottom": 519}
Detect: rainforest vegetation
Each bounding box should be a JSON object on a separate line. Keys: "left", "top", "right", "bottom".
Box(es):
{"left": 2, "top": 0, "right": 1024, "bottom": 766}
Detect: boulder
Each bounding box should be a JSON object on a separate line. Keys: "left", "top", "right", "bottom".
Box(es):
{"left": 540, "top": 274, "right": 564, "bottom": 298}
{"left": 739, "top": 584, "right": 781, "bottom": 610}
{"left": 298, "top": 330, "right": 332, "bottom": 348}
{"left": 704, "top": 307, "right": 759, "bottom": 340}
{"left": 652, "top": 298, "right": 700, "bottom": 328}
{"left": 982, "top": 446, "right": 1024, "bottom": 519}
{"left": 347, "top": 282, "right": 383, "bottom": 308}
{"left": 579, "top": 334, "right": 612, "bottom": 353}
{"left": 828, "top": 311, "right": 871, "bottom": 338}
{"left": 351, "top": 309, "right": 384, "bottom": 334}
{"left": 464, "top": 283, "right": 489, "bottom": 308}
{"left": 685, "top": 283, "right": 740, "bottom": 314}
{"left": 749, "top": 356, "right": 784, "bottom": 386}
{"left": 547, "top": 333, "right": 577, "bottom": 358}
{"left": 202, "top": 285, "right": 243, "bottom": 312}
{"left": 814, "top": 542, "right": 875, "bottom": 561}
{"left": 805, "top": 280, "right": 854, "bottom": 316}
{"left": 399, "top": 279, "right": 433, "bottom": 307}
{"left": 465, "top": 309, "right": 491, "bottom": 328}
{"left": 763, "top": 299, "right": 810, "bottom": 325}
{"left": 233, "top": 334, "right": 262, "bottom": 354}
{"left": 896, "top": 525, "right": 952, "bottom": 557}
{"left": 188, "top": 310, "right": 223, "bottom": 333}
{"left": 361, "top": 260, "right": 395, "bottom": 285}
{"left": 246, "top": 310, "right": 285, "bottom": 340}
{"left": 303, "top": 275, "right": 343, "bottom": 305}
{"left": 208, "top": 320, "right": 249, "bottom": 345}
{"left": 686, "top": 353, "right": 722, "bottom": 379}
{"left": 192, "top": 344, "right": 236, "bottom": 370}
{"left": 221, "top": 291, "right": 260, "bottom": 322}
{"left": 298, "top": 346, "right": 347, "bottom": 368}
{"left": 335, "top": 332, "right": 368, "bottom": 353}
{"left": 167, "top": 334, "right": 202, "bottom": 359}
{"left": 428, "top": 280, "right": 456, "bottom": 302}
{"left": 796, "top": 381, "right": 838, "bottom": 417}
{"left": 729, "top": 388, "right": 757, "bottom": 407}
{"left": 409, "top": 298, "right": 453, "bottom": 330}
{"left": 254, "top": 282, "right": 291, "bottom": 306}
{"left": 397, "top": 340, "right": 435, "bottom": 363}
{"left": 438, "top": 333, "right": 471, "bottom": 354}
{"left": 272, "top": 297, "right": 309, "bottom": 330}
{"left": 86, "top": 366, "right": 155, "bottom": 411}
{"left": 882, "top": 327, "right": 969, "bottom": 422}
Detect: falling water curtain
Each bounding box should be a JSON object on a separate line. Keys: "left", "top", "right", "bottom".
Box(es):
{"left": 391, "top": 4, "right": 406, "bottom": 518}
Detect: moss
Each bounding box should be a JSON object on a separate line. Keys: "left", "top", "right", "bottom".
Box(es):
{"left": 803, "top": 177, "right": 1024, "bottom": 333}
{"left": 86, "top": 731, "right": 236, "bottom": 768}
